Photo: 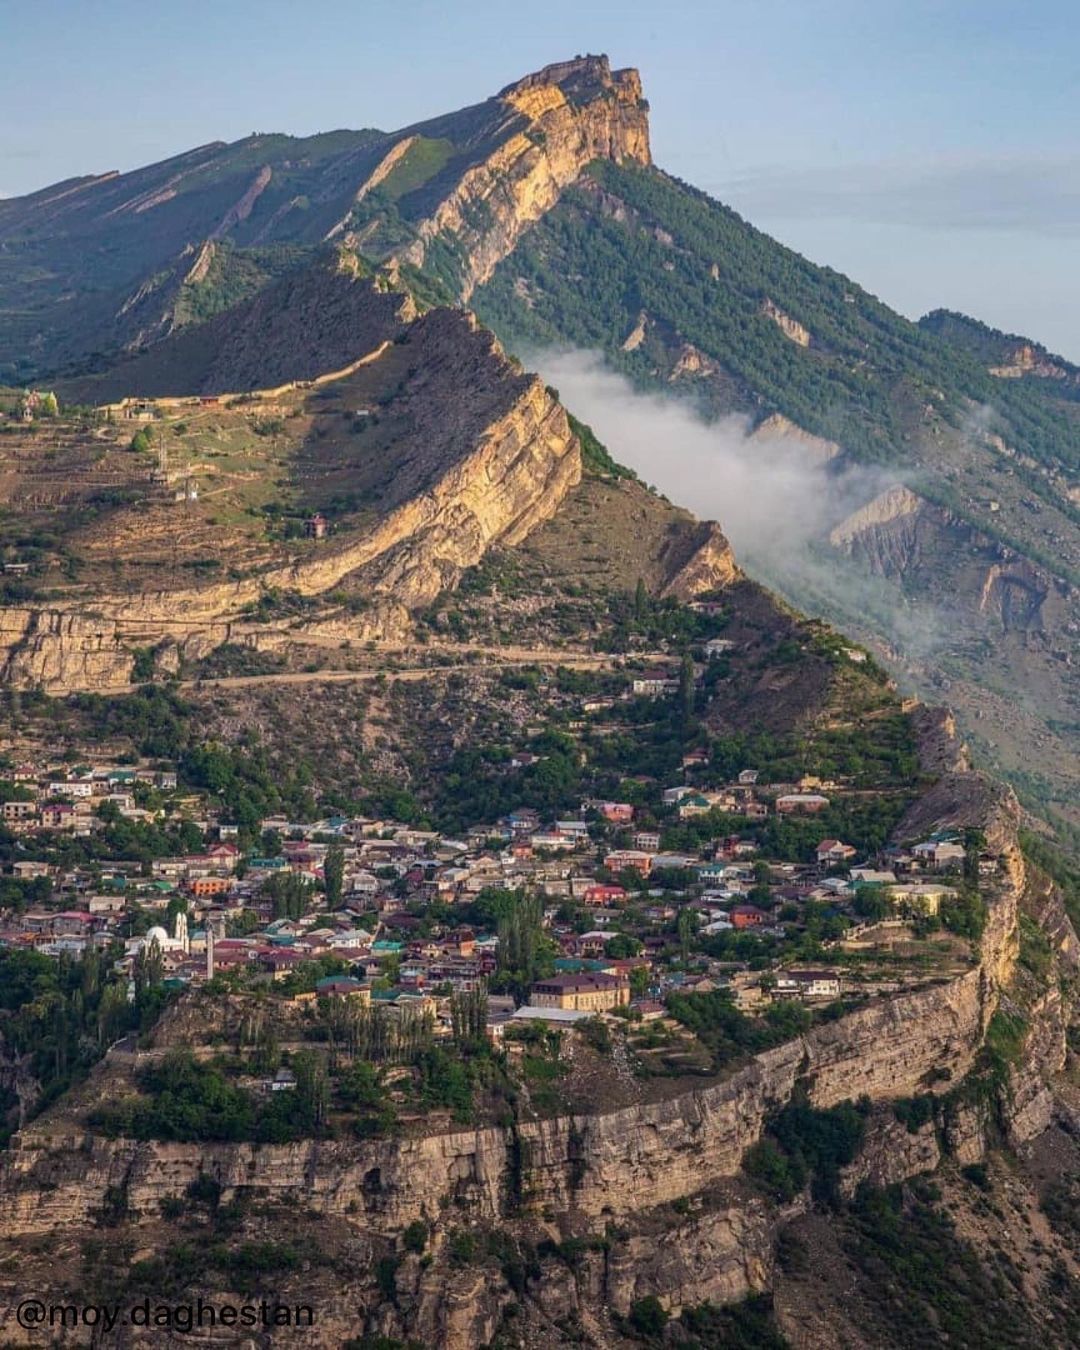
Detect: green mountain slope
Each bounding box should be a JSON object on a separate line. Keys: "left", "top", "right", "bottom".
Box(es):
{"left": 921, "top": 308, "right": 1080, "bottom": 403}
{"left": 469, "top": 162, "right": 1079, "bottom": 834}
{"left": 3, "top": 55, "right": 1076, "bottom": 834}
{"left": 474, "top": 161, "right": 1077, "bottom": 476}
{"left": 0, "top": 55, "right": 649, "bottom": 384}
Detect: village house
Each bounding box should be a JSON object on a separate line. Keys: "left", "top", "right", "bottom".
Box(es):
{"left": 46, "top": 779, "right": 94, "bottom": 799}
{"left": 632, "top": 671, "right": 679, "bottom": 697}
{"left": 583, "top": 884, "right": 628, "bottom": 907}
{"left": 913, "top": 839, "right": 966, "bottom": 870}
{"left": 554, "top": 819, "right": 590, "bottom": 841}
{"left": 677, "top": 792, "right": 713, "bottom": 819}
{"left": 529, "top": 972, "right": 630, "bottom": 1013}
{"left": 188, "top": 877, "right": 232, "bottom": 899}
{"left": 1, "top": 801, "right": 37, "bottom": 822}
{"left": 315, "top": 976, "right": 372, "bottom": 1004}
{"left": 604, "top": 849, "right": 653, "bottom": 876}
{"left": 530, "top": 831, "right": 576, "bottom": 852}
{"left": 850, "top": 868, "right": 897, "bottom": 886}
{"left": 775, "top": 793, "right": 830, "bottom": 814}
{"left": 39, "top": 804, "right": 76, "bottom": 830}
{"left": 816, "top": 840, "right": 857, "bottom": 866}
{"left": 259, "top": 949, "right": 307, "bottom": 981}
{"left": 774, "top": 970, "right": 842, "bottom": 1000}
{"left": 88, "top": 894, "right": 127, "bottom": 915}
{"left": 595, "top": 801, "right": 634, "bottom": 824}
{"left": 886, "top": 882, "right": 957, "bottom": 916}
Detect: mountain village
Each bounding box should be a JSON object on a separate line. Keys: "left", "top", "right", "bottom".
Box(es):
{"left": 0, "top": 733, "right": 993, "bottom": 1051}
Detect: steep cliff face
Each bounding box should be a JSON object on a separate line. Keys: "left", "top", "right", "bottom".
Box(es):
{"left": 402, "top": 55, "right": 651, "bottom": 299}
{"left": 0, "top": 963, "right": 995, "bottom": 1239}
{"left": 828, "top": 484, "right": 925, "bottom": 555}
{"left": 750, "top": 412, "right": 841, "bottom": 464}
{"left": 829, "top": 485, "right": 1068, "bottom": 636}
{"left": 661, "top": 521, "right": 740, "bottom": 599}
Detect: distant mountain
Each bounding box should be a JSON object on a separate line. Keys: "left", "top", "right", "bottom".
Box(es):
{"left": 2, "top": 53, "right": 1077, "bottom": 832}
{"left": 0, "top": 55, "right": 648, "bottom": 382}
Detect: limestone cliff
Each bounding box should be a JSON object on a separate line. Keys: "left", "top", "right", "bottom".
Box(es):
{"left": 0, "top": 968, "right": 987, "bottom": 1240}
{"left": 751, "top": 412, "right": 841, "bottom": 464}
{"left": 760, "top": 298, "right": 811, "bottom": 348}
{"left": 400, "top": 55, "right": 651, "bottom": 300}
{"left": 828, "top": 484, "right": 924, "bottom": 549}
{"left": 1, "top": 317, "right": 582, "bottom": 691}
{"left": 661, "top": 521, "right": 740, "bottom": 599}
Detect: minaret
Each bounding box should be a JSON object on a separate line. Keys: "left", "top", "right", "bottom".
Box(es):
{"left": 174, "top": 909, "right": 189, "bottom": 955}
{"left": 206, "top": 926, "right": 215, "bottom": 981}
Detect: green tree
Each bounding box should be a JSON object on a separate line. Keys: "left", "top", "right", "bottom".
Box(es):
{"left": 634, "top": 576, "right": 647, "bottom": 621}
{"left": 323, "top": 840, "right": 345, "bottom": 910}
{"left": 677, "top": 906, "right": 695, "bottom": 962}
{"left": 494, "top": 891, "right": 552, "bottom": 999}
{"left": 678, "top": 652, "right": 696, "bottom": 725}
{"left": 450, "top": 988, "right": 489, "bottom": 1047}
{"left": 629, "top": 1296, "right": 669, "bottom": 1337}
{"left": 291, "top": 1051, "right": 330, "bottom": 1134}
{"left": 263, "top": 871, "right": 309, "bottom": 920}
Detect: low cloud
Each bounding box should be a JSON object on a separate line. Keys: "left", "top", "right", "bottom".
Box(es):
{"left": 532, "top": 348, "right": 951, "bottom": 660}
{"left": 535, "top": 348, "right": 883, "bottom": 561}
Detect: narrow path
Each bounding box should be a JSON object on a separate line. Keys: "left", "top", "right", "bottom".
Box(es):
{"left": 97, "top": 645, "right": 637, "bottom": 696}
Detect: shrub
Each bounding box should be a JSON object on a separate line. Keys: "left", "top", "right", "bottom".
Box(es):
{"left": 402, "top": 1220, "right": 427, "bottom": 1254}
{"left": 628, "top": 1295, "right": 669, "bottom": 1337}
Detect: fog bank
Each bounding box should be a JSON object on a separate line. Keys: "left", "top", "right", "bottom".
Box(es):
{"left": 532, "top": 348, "right": 946, "bottom": 658}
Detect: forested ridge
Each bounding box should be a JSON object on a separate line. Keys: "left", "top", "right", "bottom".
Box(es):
{"left": 475, "top": 162, "right": 1078, "bottom": 473}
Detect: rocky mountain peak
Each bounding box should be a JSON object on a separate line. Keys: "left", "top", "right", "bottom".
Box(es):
{"left": 499, "top": 53, "right": 645, "bottom": 110}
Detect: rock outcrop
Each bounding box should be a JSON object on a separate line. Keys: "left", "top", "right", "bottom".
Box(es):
{"left": 751, "top": 412, "right": 841, "bottom": 464}
{"left": 401, "top": 55, "right": 651, "bottom": 300}
{"left": 761, "top": 298, "right": 811, "bottom": 347}
{"left": 662, "top": 521, "right": 740, "bottom": 599}
{"left": 0, "top": 967, "right": 992, "bottom": 1238}
{"left": 3, "top": 314, "right": 583, "bottom": 691}
{"left": 829, "top": 484, "right": 923, "bottom": 550}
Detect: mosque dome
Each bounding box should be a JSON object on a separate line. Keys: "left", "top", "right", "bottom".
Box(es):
{"left": 145, "top": 925, "right": 170, "bottom": 948}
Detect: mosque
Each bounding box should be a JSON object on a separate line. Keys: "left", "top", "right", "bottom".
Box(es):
{"left": 129, "top": 910, "right": 190, "bottom": 958}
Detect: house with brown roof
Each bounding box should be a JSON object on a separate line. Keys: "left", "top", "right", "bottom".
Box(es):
{"left": 529, "top": 972, "right": 630, "bottom": 1013}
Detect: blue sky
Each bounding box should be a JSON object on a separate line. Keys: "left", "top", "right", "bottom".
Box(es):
{"left": 4, "top": 0, "right": 1077, "bottom": 356}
